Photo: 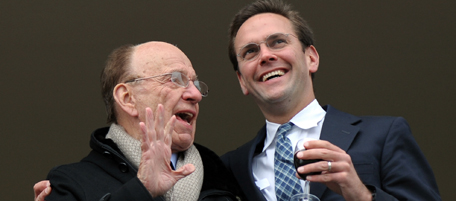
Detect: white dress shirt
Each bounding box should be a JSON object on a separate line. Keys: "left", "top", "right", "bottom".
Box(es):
{"left": 252, "top": 99, "right": 326, "bottom": 201}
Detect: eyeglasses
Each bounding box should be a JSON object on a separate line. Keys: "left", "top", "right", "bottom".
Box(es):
{"left": 237, "top": 33, "right": 297, "bottom": 61}
{"left": 124, "top": 71, "right": 209, "bottom": 97}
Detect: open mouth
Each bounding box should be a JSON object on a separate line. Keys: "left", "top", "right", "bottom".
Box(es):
{"left": 175, "top": 112, "right": 194, "bottom": 125}
{"left": 261, "top": 70, "right": 286, "bottom": 82}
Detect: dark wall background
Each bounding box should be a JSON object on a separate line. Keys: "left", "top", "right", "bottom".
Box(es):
{"left": 1, "top": 1, "right": 454, "bottom": 200}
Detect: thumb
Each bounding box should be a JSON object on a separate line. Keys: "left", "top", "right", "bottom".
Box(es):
{"left": 173, "top": 164, "right": 195, "bottom": 180}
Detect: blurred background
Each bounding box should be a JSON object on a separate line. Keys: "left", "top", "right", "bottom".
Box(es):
{"left": 1, "top": 0, "right": 454, "bottom": 200}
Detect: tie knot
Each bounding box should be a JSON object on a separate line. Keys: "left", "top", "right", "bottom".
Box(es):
{"left": 277, "top": 122, "right": 294, "bottom": 138}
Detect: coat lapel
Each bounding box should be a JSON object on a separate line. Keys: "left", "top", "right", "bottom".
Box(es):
{"left": 311, "top": 105, "right": 361, "bottom": 198}
{"left": 234, "top": 125, "right": 268, "bottom": 201}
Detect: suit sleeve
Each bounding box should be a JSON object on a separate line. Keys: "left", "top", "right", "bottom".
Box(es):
{"left": 375, "top": 117, "right": 441, "bottom": 200}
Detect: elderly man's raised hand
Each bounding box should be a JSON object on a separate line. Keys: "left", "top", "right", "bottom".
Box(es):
{"left": 137, "top": 105, "right": 195, "bottom": 197}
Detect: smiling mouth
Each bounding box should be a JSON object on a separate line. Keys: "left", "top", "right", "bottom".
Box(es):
{"left": 176, "top": 112, "right": 193, "bottom": 125}
{"left": 262, "top": 70, "right": 285, "bottom": 82}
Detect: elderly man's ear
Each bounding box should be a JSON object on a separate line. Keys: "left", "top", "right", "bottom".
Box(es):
{"left": 113, "top": 83, "right": 139, "bottom": 117}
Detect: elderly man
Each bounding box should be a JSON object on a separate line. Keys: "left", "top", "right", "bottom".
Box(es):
{"left": 221, "top": 0, "right": 441, "bottom": 201}
{"left": 35, "top": 41, "right": 243, "bottom": 201}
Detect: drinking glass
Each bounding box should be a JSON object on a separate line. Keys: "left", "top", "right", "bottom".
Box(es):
{"left": 292, "top": 138, "right": 321, "bottom": 201}
{"left": 290, "top": 193, "right": 320, "bottom": 201}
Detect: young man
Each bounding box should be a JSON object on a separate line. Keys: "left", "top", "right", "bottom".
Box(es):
{"left": 221, "top": 0, "right": 441, "bottom": 200}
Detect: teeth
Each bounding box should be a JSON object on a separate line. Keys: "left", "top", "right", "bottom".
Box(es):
{"left": 262, "top": 70, "right": 285, "bottom": 82}
{"left": 183, "top": 112, "right": 193, "bottom": 119}
{"left": 177, "top": 112, "right": 193, "bottom": 124}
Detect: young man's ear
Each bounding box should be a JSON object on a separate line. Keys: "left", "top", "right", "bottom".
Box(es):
{"left": 307, "top": 45, "right": 320, "bottom": 74}
{"left": 113, "top": 83, "right": 138, "bottom": 117}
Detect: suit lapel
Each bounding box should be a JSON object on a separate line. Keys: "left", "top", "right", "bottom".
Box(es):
{"left": 311, "top": 105, "right": 361, "bottom": 198}
{"left": 241, "top": 105, "right": 361, "bottom": 200}
{"left": 235, "top": 125, "right": 268, "bottom": 201}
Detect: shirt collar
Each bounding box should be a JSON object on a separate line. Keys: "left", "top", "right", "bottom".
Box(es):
{"left": 263, "top": 99, "right": 326, "bottom": 152}
{"left": 170, "top": 153, "right": 178, "bottom": 169}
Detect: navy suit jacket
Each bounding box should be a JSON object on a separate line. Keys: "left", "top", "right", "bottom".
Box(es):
{"left": 221, "top": 105, "right": 441, "bottom": 201}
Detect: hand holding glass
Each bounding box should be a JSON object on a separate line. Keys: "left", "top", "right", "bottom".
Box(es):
{"left": 292, "top": 139, "right": 321, "bottom": 201}
{"left": 293, "top": 139, "right": 323, "bottom": 179}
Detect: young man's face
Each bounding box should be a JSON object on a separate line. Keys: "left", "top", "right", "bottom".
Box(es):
{"left": 234, "top": 13, "right": 319, "bottom": 110}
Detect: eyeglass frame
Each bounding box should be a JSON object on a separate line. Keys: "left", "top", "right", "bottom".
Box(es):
{"left": 236, "top": 32, "right": 297, "bottom": 61}
{"left": 123, "top": 71, "right": 209, "bottom": 97}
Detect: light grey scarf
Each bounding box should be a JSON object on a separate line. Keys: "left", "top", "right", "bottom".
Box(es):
{"left": 106, "top": 124, "right": 203, "bottom": 201}
{"left": 106, "top": 124, "right": 141, "bottom": 168}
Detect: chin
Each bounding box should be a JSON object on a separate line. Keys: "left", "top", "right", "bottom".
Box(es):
{"left": 171, "top": 134, "right": 194, "bottom": 152}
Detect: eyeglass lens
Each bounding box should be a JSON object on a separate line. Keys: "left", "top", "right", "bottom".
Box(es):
{"left": 171, "top": 72, "right": 208, "bottom": 97}
{"left": 239, "top": 33, "right": 290, "bottom": 61}
{"left": 170, "top": 72, "right": 187, "bottom": 87}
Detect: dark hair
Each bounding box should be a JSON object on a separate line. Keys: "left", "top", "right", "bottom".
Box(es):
{"left": 100, "top": 44, "right": 135, "bottom": 124}
{"left": 228, "top": 0, "right": 315, "bottom": 72}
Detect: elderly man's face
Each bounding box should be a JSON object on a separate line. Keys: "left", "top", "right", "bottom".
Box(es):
{"left": 128, "top": 42, "right": 202, "bottom": 152}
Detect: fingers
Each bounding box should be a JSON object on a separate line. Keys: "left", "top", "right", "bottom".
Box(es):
{"left": 139, "top": 107, "right": 155, "bottom": 152}
{"left": 34, "top": 180, "right": 51, "bottom": 201}
{"left": 303, "top": 140, "right": 344, "bottom": 152}
{"left": 35, "top": 188, "right": 51, "bottom": 201}
{"left": 34, "top": 180, "right": 50, "bottom": 196}
{"left": 154, "top": 105, "right": 165, "bottom": 142}
{"left": 139, "top": 104, "right": 175, "bottom": 147}
{"left": 139, "top": 121, "right": 151, "bottom": 153}
{"left": 296, "top": 140, "right": 347, "bottom": 161}
{"left": 139, "top": 105, "right": 164, "bottom": 151}
{"left": 297, "top": 160, "right": 336, "bottom": 175}
{"left": 296, "top": 140, "right": 350, "bottom": 179}
{"left": 149, "top": 104, "right": 170, "bottom": 143}
{"left": 164, "top": 115, "right": 176, "bottom": 146}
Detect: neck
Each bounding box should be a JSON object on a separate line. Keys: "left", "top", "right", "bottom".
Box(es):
{"left": 259, "top": 96, "right": 315, "bottom": 124}
{"left": 117, "top": 117, "right": 142, "bottom": 140}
